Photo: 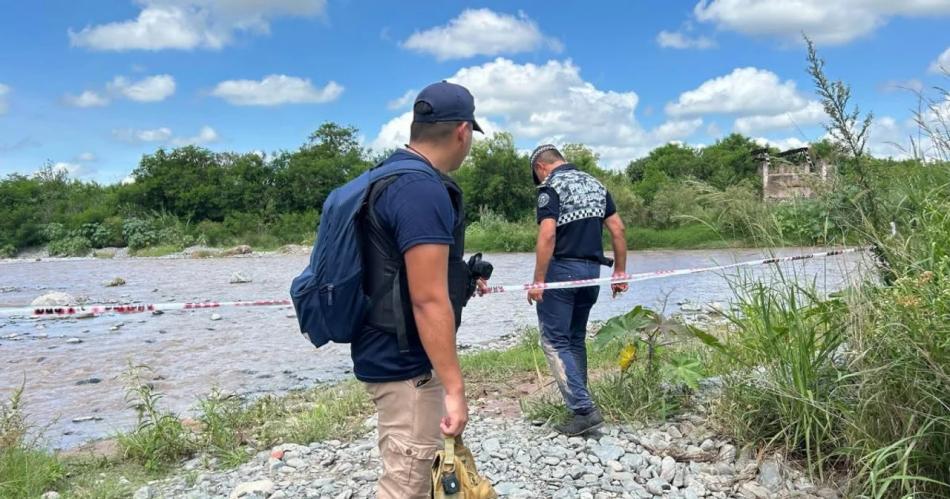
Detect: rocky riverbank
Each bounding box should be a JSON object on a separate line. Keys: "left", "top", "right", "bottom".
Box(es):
{"left": 126, "top": 380, "right": 839, "bottom": 499}
{"left": 2, "top": 244, "right": 311, "bottom": 263}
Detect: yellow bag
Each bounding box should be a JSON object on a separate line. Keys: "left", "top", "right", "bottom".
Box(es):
{"left": 431, "top": 435, "right": 498, "bottom": 499}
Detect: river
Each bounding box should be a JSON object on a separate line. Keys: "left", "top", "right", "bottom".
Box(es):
{"left": 0, "top": 247, "right": 868, "bottom": 450}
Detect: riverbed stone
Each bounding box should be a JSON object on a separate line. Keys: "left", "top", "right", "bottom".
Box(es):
{"left": 32, "top": 292, "right": 76, "bottom": 306}
{"left": 229, "top": 479, "right": 274, "bottom": 499}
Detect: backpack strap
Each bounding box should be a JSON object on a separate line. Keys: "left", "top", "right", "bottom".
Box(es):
{"left": 364, "top": 164, "right": 438, "bottom": 354}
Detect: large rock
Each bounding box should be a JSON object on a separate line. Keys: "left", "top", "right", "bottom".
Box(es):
{"left": 105, "top": 277, "right": 126, "bottom": 287}
{"left": 133, "top": 485, "right": 153, "bottom": 499}
{"left": 229, "top": 479, "right": 274, "bottom": 499}
{"left": 41, "top": 493, "right": 61, "bottom": 499}
{"left": 32, "top": 292, "right": 77, "bottom": 307}
{"left": 230, "top": 272, "right": 252, "bottom": 284}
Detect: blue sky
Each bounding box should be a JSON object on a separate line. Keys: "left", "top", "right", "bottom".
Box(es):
{"left": 1, "top": 1, "right": 948, "bottom": 183}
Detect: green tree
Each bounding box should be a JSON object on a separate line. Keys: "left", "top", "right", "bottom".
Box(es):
{"left": 271, "top": 123, "right": 370, "bottom": 213}
{"left": 626, "top": 143, "right": 700, "bottom": 182}
{"left": 562, "top": 143, "right": 608, "bottom": 177}
{"left": 122, "top": 146, "right": 226, "bottom": 220}
{"left": 454, "top": 132, "right": 535, "bottom": 222}
{"left": 698, "top": 134, "right": 762, "bottom": 189}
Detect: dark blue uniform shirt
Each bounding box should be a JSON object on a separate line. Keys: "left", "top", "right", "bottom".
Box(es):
{"left": 351, "top": 150, "right": 456, "bottom": 382}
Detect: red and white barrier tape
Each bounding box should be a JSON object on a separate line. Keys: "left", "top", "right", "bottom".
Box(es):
{"left": 0, "top": 247, "right": 864, "bottom": 318}
{"left": 480, "top": 247, "right": 866, "bottom": 294}
{"left": 0, "top": 299, "right": 292, "bottom": 319}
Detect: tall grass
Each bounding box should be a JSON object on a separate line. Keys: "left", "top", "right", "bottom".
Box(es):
{"left": 715, "top": 277, "right": 849, "bottom": 477}
{"left": 116, "top": 365, "right": 197, "bottom": 471}
{"left": 0, "top": 386, "right": 64, "bottom": 499}
{"left": 707, "top": 134, "right": 950, "bottom": 497}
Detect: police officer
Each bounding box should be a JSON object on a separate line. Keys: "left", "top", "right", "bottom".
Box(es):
{"left": 527, "top": 144, "right": 629, "bottom": 436}
{"left": 354, "top": 81, "right": 485, "bottom": 498}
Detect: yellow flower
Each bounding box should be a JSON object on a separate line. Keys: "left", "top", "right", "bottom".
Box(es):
{"left": 618, "top": 344, "right": 637, "bottom": 373}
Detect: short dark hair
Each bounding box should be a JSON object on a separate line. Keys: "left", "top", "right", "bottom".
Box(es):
{"left": 410, "top": 100, "right": 465, "bottom": 144}
{"left": 410, "top": 120, "right": 465, "bottom": 143}
{"left": 530, "top": 145, "right": 565, "bottom": 166}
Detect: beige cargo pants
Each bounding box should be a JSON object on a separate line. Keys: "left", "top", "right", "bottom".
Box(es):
{"left": 364, "top": 371, "right": 445, "bottom": 499}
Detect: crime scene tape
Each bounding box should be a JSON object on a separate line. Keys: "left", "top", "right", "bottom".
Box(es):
{"left": 480, "top": 247, "right": 866, "bottom": 294}
{"left": 0, "top": 247, "right": 865, "bottom": 318}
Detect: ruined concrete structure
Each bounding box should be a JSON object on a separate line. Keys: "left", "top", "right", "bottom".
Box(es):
{"left": 754, "top": 147, "right": 832, "bottom": 201}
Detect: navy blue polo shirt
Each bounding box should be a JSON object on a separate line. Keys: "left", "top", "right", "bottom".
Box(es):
{"left": 536, "top": 164, "right": 616, "bottom": 262}
{"left": 350, "top": 150, "right": 457, "bottom": 383}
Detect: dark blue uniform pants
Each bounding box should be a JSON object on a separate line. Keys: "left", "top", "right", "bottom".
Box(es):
{"left": 536, "top": 259, "right": 601, "bottom": 415}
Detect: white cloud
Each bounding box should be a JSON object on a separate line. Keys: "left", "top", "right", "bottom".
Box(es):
{"left": 387, "top": 89, "right": 416, "bottom": 111}
{"left": 369, "top": 111, "right": 503, "bottom": 153}
{"left": 0, "top": 83, "right": 9, "bottom": 114}
{"left": 930, "top": 47, "right": 950, "bottom": 73}
{"left": 76, "top": 152, "right": 97, "bottom": 162}
{"left": 693, "top": 0, "right": 950, "bottom": 45}
{"left": 754, "top": 136, "right": 809, "bottom": 150}
{"left": 69, "top": 0, "right": 327, "bottom": 51}
{"left": 114, "top": 127, "right": 174, "bottom": 143}
{"left": 706, "top": 122, "right": 723, "bottom": 137}
{"left": 108, "top": 74, "right": 176, "bottom": 102}
{"left": 734, "top": 101, "right": 827, "bottom": 134}
{"left": 867, "top": 115, "right": 913, "bottom": 158}
{"left": 49, "top": 162, "right": 84, "bottom": 177}
{"left": 121, "top": 175, "right": 136, "bottom": 185}
{"left": 371, "top": 58, "right": 699, "bottom": 169}
{"left": 667, "top": 67, "right": 807, "bottom": 117}
{"left": 65, "top": 90, "right": 110, "bottom": 108}
{"left": 651, "top": 119, "right": 705, "bottom": 142}
{"left": 172, "top": 125, "right": 219, "bottom": 145}
{"left": 402, "top": 9, "right": 561, "bottom": 61}
{"left": 656, "top": 30, "right": 716, "bottom": 49}
{"left": 211, "top": 75, "right": 343, "bottom": 106}
{"left": 114, "top": 125, "right": 218, "bottom": 146}
{"left": 370, "top": 111, "right": 411, "bottom": 152}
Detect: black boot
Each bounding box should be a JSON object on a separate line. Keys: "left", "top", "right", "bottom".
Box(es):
{"left": 554, "top": 409, "right": 604, "bottom": 436}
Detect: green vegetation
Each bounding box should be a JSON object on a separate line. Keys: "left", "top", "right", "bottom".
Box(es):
{"left": 0, "top": 108, "right": 888, "bottom": 257}
{"left": 0, "top": 362, "right": 374, "bottom": 498}
{"left": 698, "top": 41, "right": 950, "bottom": 497}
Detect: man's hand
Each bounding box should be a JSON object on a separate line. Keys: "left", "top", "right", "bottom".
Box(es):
{"left": 475, "top": 277, "right": 489, "bottom": 296}
{"left": 527, "top": 287, "right": 544, "bottom": 305}
{"left": 611, "top": 271, "right": 629, "bottom": 298}
{"left": 441, "top": 391, "right": 469, "bottom": 436}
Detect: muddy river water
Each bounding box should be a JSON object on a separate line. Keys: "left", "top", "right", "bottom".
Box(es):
{"left": 0, "top": 248, "right": 868, "bottom": 449}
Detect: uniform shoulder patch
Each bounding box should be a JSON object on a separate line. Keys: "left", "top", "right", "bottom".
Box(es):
{"left": 537, "top": 192, "right": 551, "bottom": 208}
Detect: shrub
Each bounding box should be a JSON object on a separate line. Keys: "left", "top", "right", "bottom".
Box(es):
{"left": 47, "top": 236, "right": 92, "bottom": 257}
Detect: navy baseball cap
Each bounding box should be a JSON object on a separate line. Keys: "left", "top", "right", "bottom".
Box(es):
{"left": 413, "top": 81, "right": 483, "bottom": 133}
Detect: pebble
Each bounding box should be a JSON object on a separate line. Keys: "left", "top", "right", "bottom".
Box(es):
{"left": 71, "top": 416, "right": 103, "bottom": 423}
{"left": 646, "top": 477, "right": 672, "bottom": 495}
{"left": 211, "top": 313, "right": 222, "bottom": 321}
{"left": 229, "top": 479, "right": 274, "bottom": 499}
{"left": 141, "top": 394, "right": 829, "bottom": 499}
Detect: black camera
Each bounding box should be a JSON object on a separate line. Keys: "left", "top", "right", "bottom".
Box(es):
{"left": 467, "top": 252, "right": 494, "bottom": 281}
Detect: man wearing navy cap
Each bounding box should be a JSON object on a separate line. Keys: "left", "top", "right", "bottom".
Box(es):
{"left": 354, "top": 81, "right": 483, "bottom": 498}
{"left": 527, "top": 144, "right": 629, "bottom": 436}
